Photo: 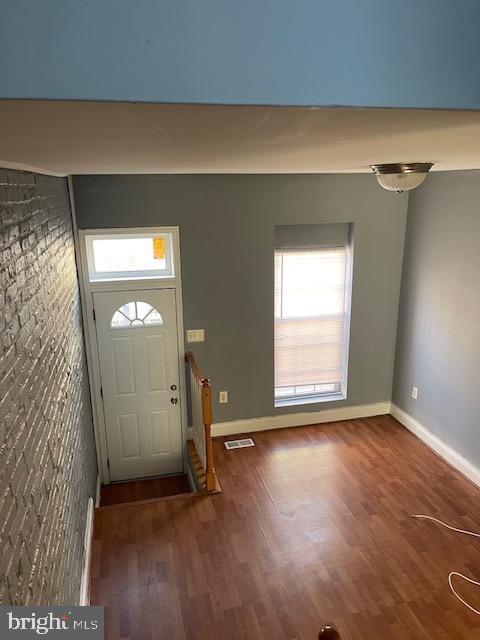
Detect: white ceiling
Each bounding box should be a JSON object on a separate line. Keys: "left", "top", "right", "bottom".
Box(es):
{"left": 1, "top": 100, "right": 480, "bottom": 176}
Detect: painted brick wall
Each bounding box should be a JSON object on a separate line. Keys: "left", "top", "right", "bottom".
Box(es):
{"left": 0, "top": 169, "right": 97, "bottom": 605}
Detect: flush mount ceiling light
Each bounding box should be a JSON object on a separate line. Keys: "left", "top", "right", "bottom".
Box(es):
{"left": 371, "top": 162, "right": 434, "bottom": 193}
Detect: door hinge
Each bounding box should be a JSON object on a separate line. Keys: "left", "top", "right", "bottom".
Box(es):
{"left": 100, "top": 387, "right": 103, "bottom": 399}
{"left": 93, "top": 308, "right": 96, "bottom": 322}
{"left": 107, "top": 458, "right": 110, "bottom": 470}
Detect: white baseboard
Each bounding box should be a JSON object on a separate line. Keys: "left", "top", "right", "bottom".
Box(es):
{"left": 79, "top": 496, "right": 95, "bottom": 606}
{"left": 212, "top": 401, "right": 391, "bottom": 437}
{"left": 390, "top": 404, "right": 480, "bottom": 489}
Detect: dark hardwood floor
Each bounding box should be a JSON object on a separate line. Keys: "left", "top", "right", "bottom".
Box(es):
{"left": 91, "top": 415, "right": 480, "bottom": 639}
{"left": 100, "top": 474, "right": 192, "bottom": 507}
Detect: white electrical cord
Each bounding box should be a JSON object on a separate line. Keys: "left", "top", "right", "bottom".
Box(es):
{"left": 448, "top": 572, "right": 480, "bottom": 616}
{"left": 412, "top": 514, "right": 480, "bottom": 615}
{"left": 412, "top": 514, "right": 480, "bottom": 539}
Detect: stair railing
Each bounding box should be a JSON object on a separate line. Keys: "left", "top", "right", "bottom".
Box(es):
{"left": 185, "top": 351, "right": 216, "bottom": 492}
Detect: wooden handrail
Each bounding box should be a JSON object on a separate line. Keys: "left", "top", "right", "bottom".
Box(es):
{"left": 185, "top": 351, "right": 202, "bottom": 383}
{"left": 185, "top": 351, "right": 217, "bottom": 493}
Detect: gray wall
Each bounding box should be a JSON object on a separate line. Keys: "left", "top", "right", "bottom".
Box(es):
{"left": 0, "top": 169, "right": 97, "bottom": 605}
{"left": 393, "top": 170, "right": 480, "bottom": 468}
{"left": 73, "top": 174, "right": 407, "bottom": 422}
{"left": 2, "top": 1, "right": 480, "bottom": 110}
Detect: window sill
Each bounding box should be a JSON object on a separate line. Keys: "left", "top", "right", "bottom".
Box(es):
{"left": 274, "top": 392, "right": 345, "bottom": 408}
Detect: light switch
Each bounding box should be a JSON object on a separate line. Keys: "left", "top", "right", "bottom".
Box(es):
{"left": 187, "top": 329, "right": 205, "bottom": 343}
{"left": 219, "top": 391, "right": 228, "bottom": 403}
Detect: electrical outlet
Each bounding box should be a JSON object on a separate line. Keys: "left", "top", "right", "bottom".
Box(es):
{"left": 411, "top": 386, "right": 418, "bottom": 400}
{"left": 219, "top": 391, "right": 228, "bottom": 404}
{"left": 186, "top": 329, "right": 205, "bottom": 343}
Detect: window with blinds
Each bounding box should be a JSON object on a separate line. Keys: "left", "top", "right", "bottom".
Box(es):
{"left": 274, "top": 247, "right": 350, "bottom": 404}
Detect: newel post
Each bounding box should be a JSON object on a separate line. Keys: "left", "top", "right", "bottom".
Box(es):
{"left": 201, "top": 378, "right": 216, "bottom": 492}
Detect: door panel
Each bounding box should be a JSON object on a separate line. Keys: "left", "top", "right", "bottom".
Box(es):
{"left": 112, "top": 337, "right": 136, "bottom": 395}
{"left": 118, "top": 413, "right": 141, "bottom": 458}
{"left": 150, "top": 410, "right": 170, "bottom": 454}
{"left": 145, "top": 335, "right": 167, "bottom": 391}
{"left": 93, "top": 289, "right": 183, "bottom": 481}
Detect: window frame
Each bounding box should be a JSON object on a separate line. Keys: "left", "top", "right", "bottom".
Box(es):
{"left": 274, "top": 243, "right": 353, "bottom": 408}
{"left": 84, "top": 231, "right": 174, "bottom": 282}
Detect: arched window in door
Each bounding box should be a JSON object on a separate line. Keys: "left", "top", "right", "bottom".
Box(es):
{"left": 110, "top": 301, "right": 163, "bottom": 328}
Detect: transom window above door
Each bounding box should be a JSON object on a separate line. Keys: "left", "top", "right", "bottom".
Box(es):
{"left": 85, "top": 231, "right": 174, "bottom": 281}
{"left": 111, "top": 301, "right": 163, "bottom": 328}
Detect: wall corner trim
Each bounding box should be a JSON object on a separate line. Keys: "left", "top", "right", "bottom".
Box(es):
{"left": 390, "top": 404, "right": 480, "bottom": 489}
{"left": 212, "top": 401, "right": 391, "bottom": 437}
{"left": 79, "top": 496, "right": 95, "bottom": 606}
{"left": 95, "top": 473, "right": 101, "bottom": 509}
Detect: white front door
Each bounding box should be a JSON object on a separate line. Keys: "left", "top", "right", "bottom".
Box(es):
{"left": 93, "top": 289, "right": 183, "bottom": 481}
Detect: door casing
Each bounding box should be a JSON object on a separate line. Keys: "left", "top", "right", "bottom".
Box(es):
{"left": 72, "top": 221, "right": 188, "bottom": 485}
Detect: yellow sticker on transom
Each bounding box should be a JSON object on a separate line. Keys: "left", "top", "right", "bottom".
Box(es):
{"left": 153, "top": 237, "right": 165, "bottom": 260}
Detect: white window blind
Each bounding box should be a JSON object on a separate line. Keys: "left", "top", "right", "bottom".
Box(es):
{"left": 274, "top": 247, "right": 348, "bottom": 402}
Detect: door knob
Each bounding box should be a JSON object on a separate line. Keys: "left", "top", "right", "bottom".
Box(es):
{"left": 170, "top": 384, "right": 177, "bottom": 390}
{"left": 170, "top": 397, "right": 178, "bottom": 405}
